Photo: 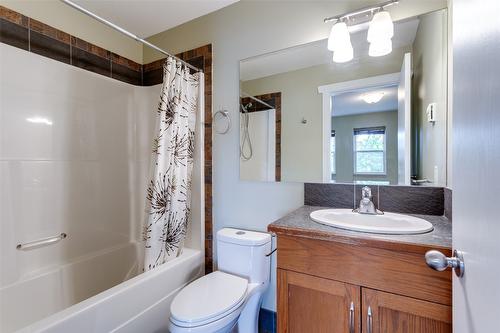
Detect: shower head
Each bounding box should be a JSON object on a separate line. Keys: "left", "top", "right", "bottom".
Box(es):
{"left": 241, "top": 102, "right": 252, "bottom": 112}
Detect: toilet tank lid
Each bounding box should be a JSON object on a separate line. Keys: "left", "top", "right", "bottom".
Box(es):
{"left": 217, "top": 228, "right": 271, "bottom": 246}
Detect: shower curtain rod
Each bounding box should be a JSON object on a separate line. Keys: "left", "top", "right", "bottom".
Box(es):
{"left": 240, "top": 91, "right": 274, "bottom": 110}
{"left": 59, "top": 0, "right": 203, "bottom": 73}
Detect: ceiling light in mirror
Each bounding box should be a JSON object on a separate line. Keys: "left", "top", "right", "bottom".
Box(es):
{"left": 361, "top": 92, "right": 385, "bottom": 104}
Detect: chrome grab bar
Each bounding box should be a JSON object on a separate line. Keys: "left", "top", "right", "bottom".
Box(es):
{"left": 16, "top": 233, "right": 67, "bottom": 251}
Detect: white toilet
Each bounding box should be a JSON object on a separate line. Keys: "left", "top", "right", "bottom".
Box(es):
{"left": 169, "top": 228, "right": 272, "bottom": 333}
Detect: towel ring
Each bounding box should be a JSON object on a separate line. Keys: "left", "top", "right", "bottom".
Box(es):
{"left": 213, "top": 109, "right": 231, "bottom": 134}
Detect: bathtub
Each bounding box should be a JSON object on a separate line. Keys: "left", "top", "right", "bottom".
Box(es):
{"left": 2, "top": 246, "right": 203, "bottom": 333}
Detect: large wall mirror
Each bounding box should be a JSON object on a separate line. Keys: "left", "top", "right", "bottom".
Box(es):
{"left": 239, "top": 8, "right": 449, "bottom": 186}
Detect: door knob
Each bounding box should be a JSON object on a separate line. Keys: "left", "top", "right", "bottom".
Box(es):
{"left": 425, "top": 249, "right": 465, "bottom": 277}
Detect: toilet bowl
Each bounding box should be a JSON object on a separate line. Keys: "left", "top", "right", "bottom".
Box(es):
{"left": 169, "top": 228, "right": 272, "bottom": 333}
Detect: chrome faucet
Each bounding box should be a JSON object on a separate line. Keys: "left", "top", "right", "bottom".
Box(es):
{"left": 354, "top": 186, "right": 383, "bottom": 215}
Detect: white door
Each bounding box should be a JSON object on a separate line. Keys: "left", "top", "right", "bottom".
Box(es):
{"left": 452, "top": 0, "right": 500, "bottom": 331}
{"left": 397, "top": 53, "right": 411, "bottom": 185}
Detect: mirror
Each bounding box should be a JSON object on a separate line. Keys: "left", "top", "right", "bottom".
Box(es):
{"left": 239, "top": 9, "right": 448, "bottom": 186}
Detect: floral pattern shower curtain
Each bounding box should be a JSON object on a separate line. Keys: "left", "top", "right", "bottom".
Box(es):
{"left": 143, "top": 57, "right": 200, "bottom": 270}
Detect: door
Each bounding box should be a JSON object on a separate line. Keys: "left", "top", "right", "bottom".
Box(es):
{"left": 278, "top": 269, "right": 360, "bottom": 333}
{"left": 397, "top": 52, "right": 411, "bottom": 185}
{"left": 452, "top": 0, "right": 500, "bottom": 331}
{"left": 362, "top": 288, "right": 451, "bottom": 333}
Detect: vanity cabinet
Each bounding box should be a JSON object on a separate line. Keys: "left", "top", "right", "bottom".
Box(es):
{"left": 274, "top": 234, "right": 452, "bottom": 333}
{"left": 278, "top": 270, "right": 360, "bottom": 333}
{"left": 361, "top": 288, "right": 451, "bottom": 333}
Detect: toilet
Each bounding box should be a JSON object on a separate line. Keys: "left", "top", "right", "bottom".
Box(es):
{"left": 169, "top": 228, "right": 272, "bottom": 333}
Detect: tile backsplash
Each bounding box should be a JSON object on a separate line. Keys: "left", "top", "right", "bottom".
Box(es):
{"left": 305, "top": 183, "right": 452, "bottom": 217}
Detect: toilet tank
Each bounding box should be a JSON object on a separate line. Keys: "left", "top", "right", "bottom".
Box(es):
{"left": 217, "top": 228, "right": 272, "bottom": 284}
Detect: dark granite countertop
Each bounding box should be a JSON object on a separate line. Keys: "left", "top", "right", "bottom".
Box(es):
{"left": 268, "top": 205, "right": 452, "bottom": 254}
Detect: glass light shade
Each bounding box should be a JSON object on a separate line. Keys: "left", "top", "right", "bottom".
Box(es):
{"left": 332, "top": 45, "right": 353, "bottom": 63}
{"left": 361, "top": 92, "right": 385, "bottom": 104}
{"left": 367, "top": 11, "right": 394, "bottom": 43}
{"left": 368, "top": 38, "right": 392, "bottom": 57}
{"left": 328, "top": 22, "right": 351, "bottom": 51}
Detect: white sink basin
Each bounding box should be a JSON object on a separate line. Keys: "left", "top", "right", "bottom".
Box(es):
{"left": 310, "top": 209, "right": 434, "bottom": 235}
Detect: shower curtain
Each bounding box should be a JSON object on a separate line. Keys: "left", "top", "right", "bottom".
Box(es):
{"left": 143, "top": 57, "right": 200, "bottom": 270}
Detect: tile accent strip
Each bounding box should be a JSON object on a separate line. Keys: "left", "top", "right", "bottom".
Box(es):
{"left": 241, "top": 93, "right": 282, "bottom": 181}
{"left": 305, "top": 183, "right": 446, "bottom": 216}
{"left": 175, "top": 45, "right": 214, "bottom": 274}
{"left": 0, "top": 6, "right": 28, "bottom": 51}
{"left": 0, "top": 5, "right": 140, "bottom": 85}
{"left": 1, "top": 5, "right": 214, "bottom": 273}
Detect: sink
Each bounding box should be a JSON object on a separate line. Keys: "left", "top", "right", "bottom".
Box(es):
{"left": 310, "top": 209, "right": 434, "bottom": 235}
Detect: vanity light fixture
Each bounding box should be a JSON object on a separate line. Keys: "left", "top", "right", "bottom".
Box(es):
{"left": 367, "top": 10, "right": 394, "bottom": 57}
{"left": 324, "top": 0, "right": 399, "bottom": 62}
{"left": 361, "top": 91, "right": 385, "bottom": 104}
{"left": 328, "top": 21, "right": 354, "bottom": 63}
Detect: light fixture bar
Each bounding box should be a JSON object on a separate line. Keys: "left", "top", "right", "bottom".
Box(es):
{"left": 324, "top": 0, "right": 399, "bottom": 23}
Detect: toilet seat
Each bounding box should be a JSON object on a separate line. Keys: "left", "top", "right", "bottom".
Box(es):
{"left": 170, "top": 271, "right": 248, "bottom": 328}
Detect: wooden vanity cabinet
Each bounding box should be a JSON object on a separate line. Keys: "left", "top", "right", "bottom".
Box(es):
{"left": 278, "top": 270, "right": 360, "bottom": 333}
{"left": 275, "top": 234, "right": 452, "bottom": 333}
{"left": 361, "top": 288, "right": 452, "bottom": 333}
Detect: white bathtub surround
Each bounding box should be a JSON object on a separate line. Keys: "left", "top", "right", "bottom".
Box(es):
{"left": 0, "top": 43, "right": 205, "bottom": 332}
{"left": 143, "top": 57, "right": 202, "bottom": 270}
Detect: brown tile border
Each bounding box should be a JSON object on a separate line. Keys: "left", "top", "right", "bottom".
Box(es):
{"left": 30, "top": 18, "right": 70, "bottom": 44}
{"left": 71, "top": 36, "right": 110, "bottom": 59}
{"left": 0, "top": 6, "right": 28, "bottom": 27}
{"left": 241, "top": 92, "right": 282, "bottom": 181}
{"left": 1, "top": 5, "right": 214, "bottom": 272}
{"left": 0, "top": 14, "right": 29, "bottom": 51}
{"left": 0, "top": 5, "right": 141, "bottom": 85}
{"left": 112, "top": 52, "right": 141, "bottom": 71}
{"left": 176, "top": 44, "right": 213, "bottom": 274}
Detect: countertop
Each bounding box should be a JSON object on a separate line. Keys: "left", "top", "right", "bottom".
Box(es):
{"left": 268, "top": 205, "right": 452, "bottom": 254}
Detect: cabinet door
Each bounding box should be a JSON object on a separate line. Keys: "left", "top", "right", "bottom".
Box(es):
{"left": 362, "top": 288, "right": 452, "bottom": 333}
{"left": 278, "top": 269, "right": 360, "bottom": 333}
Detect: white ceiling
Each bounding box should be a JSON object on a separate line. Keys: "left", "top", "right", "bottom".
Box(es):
{"left": 72, "top": 0, "right": 239, "bottom": 38}
{"left": 332, "top": 85, "right": 398, "bottom": 117}
{"left": 240, "top": 17, "right": 420, "bottom": 81}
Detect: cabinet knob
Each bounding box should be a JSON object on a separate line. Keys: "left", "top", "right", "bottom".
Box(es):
{"left": 425, "top": 249, "right": 465, "bottom": 277}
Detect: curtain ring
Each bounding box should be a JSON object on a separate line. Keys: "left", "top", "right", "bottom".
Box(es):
{"left": 213, "top": 109, "right": 231, "bottom": 134}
